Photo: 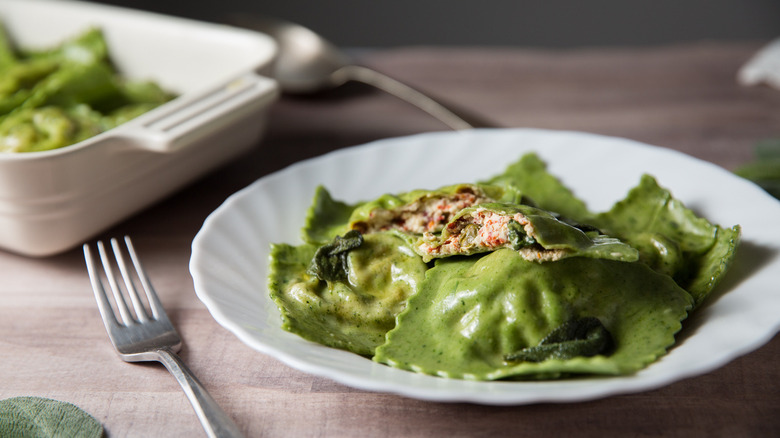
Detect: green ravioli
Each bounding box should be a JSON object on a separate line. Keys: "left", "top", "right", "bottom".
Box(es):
{"left": 301, "top": 185, "right": 357, "bottom": 244}
{"left": 268, "top": 152, "right": 740, "bottom": 381}
{"left": 269, "top": 232, "right": 428, "bottom": 356}
{"left": 591, "top": 175, "right": 741, "bottom": 306}
{"left": 373, "top": 249, "right": 694, "bottom": 380}
{"left": 0, "top": 25, "right": 174, "bottom": 152}
{"left": 482, "top": 152, "right": 592, "bottom": 223}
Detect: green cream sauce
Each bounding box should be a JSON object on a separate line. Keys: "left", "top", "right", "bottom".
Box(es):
{"left": 269, "top": 233, "right": 427, "bottom": 356}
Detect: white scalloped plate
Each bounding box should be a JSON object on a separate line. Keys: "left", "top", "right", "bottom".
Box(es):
{"left": 190, "top": 128, "right": 780, "bottom": 405}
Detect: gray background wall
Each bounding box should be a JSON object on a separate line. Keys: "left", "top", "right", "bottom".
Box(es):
{"left": 87, "top": 0, "right": 779, "bottom": 48}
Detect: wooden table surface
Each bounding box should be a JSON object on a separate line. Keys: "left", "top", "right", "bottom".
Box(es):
{"left": 1, "top": 42, "right": 779, "bottom": 437}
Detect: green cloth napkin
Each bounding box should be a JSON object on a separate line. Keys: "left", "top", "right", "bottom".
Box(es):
{"left": 0, "top": 397, "right": 103, "bottom": 438}
{"left": 734, "top": 138, "right": 780, "bottom": 200}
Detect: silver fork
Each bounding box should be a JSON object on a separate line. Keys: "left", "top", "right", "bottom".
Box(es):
{"left": 84, "top": 236, "right": 244, "bottom": 438}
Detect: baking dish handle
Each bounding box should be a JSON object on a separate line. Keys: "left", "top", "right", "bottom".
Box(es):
{"left": 118, "top": 73, "right": 278, "bottom": 153}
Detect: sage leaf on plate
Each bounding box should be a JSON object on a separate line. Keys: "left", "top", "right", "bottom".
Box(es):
{"left": 505, "top": 317, "right": 614, "bottom": 363}
{"left": 308, "top": 230, "right": 364, "bottom": 282}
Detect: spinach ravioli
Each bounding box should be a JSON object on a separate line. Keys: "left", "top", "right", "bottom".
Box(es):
{"left": 267, "top": 153, "right": 741, "bottom": 380}
{"left": 373, "top": 250, "right": 693, "bottom": 380}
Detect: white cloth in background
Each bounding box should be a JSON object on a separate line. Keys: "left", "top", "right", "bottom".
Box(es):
{"left": 738, "top": 38, "right": 780, "bottom": 90}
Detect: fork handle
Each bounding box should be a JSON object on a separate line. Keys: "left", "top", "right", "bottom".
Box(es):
{"left": 155, "top": 348, "right": 245, "bottom": 438}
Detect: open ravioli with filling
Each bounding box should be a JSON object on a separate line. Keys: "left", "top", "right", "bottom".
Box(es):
{"left": 408, "top": 203, "right": 637, "bottom": 263}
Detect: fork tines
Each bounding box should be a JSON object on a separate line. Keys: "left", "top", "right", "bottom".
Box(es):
{"left": 84, "top": 236, "right": 166, "bottom": 327}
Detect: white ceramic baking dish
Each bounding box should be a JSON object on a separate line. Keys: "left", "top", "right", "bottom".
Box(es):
{"left": 0, "top": 0, "right": 279, "bottom": 256}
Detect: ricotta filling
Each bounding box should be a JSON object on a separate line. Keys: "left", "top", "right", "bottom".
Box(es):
{"left": 355, "top": 188, "right": 494, "bottom": 234}
{"left": 417, "top": 208, "right": 567, "bottom": 262}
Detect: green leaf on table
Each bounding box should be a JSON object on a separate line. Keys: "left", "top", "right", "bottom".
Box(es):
{"left": 0, "top": 396, "right": 103, "bottom": 438}
{"left": 753, "top": 138, "right": 780, "bottom": 160}
{"left": 734, "top": 138, "right": 780, "bottom": 200}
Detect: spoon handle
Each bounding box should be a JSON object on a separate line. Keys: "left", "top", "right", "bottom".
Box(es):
{"left": 331, "top": 65, "right": 494, "bottom": 130}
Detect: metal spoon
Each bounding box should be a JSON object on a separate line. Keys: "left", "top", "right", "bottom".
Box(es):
{"left": 230, "top": 15, "right": 492, "bottom": 130}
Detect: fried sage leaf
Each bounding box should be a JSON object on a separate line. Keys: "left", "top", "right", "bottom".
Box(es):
{"left": 504, "top": 317, "right": 614, "bottom": 362}
{"left": 308, "top": 230, "right": 364, "bottom": 282}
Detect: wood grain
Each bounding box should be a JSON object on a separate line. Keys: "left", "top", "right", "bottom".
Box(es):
{"left": 1, "top": 42, "right": 778, "bottom": 438}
